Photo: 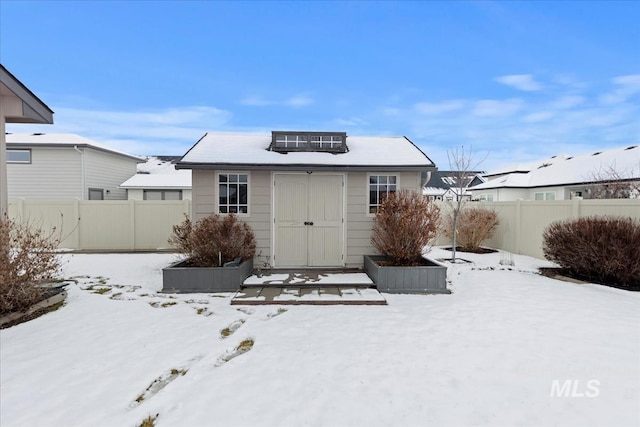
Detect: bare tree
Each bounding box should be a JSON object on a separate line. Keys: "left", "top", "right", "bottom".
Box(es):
{"left": 446, "top": 145, "right": 488, "bottom": 262}
{"left": 584, "top": 162, "right": 640, "bottom": 199}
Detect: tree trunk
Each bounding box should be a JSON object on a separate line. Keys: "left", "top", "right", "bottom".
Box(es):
{"left": 451, "top": 210, "right": 458, "bottom": 262}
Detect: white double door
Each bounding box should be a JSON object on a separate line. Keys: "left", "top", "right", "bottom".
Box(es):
{"left": 274, "top": 173, "right": 344, "bottom": 267}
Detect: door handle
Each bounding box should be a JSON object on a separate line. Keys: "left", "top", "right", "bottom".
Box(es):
{"left": 303, "top": 221, "right": 314, "bottom": 226}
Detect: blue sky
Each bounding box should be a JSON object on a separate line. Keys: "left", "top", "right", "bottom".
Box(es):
{"left": 1, "top": 1, "right": 639, "bottom": 170}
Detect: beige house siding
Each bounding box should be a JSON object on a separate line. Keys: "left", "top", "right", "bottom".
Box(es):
{"left": 7, "top": 147, "right": 82, "bottom": 199}
{"left": 126, "top": 188, "right": 192, "bottom": 200}
{"left": 84, "top": 149, "right": 139, "bottom": 200}
{"left": 193, "top": 169, "right": 423, "bottom": 268}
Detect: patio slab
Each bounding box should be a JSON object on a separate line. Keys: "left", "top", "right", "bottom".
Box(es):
{"left": 231, "top": 286, "right": 387, "bottom": 306}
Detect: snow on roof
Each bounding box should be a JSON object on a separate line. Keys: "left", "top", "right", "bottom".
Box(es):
{"left": 179, "top": 132, "right": 435, "bottom": 168}
{"left": 485, "top": 155, "right": 571, "bottom": 177}
{"left": 120, "top": 156, "right": 192, "bottom": 189}
{"left": 120, "top": 170, "right": 191, "bottom": 189}
{"left": 5, "top": 132, "right": 144, "bottom": 161}
{"left": 472, "top": 145, "right": 640, "bottom": 190}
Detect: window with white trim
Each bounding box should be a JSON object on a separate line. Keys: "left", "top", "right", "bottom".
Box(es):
{"left": 534, "top": 192, "right": 555, "bottom": 201}
{"left": 7, "top": 149, "right": 31, "bottom": 163}
{"left": 368, "top": 174, "right": 397, "bottom": 214}
{"left": 218, "top": 173, "right": 249, "bottom": 214}
{"left": 144, "top": 190, "right": 182, "bottom": 200}
{"left": 477, "top": 194, "right": 494, "bottom": 201}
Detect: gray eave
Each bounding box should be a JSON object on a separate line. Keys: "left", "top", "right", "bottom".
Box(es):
{"left": 176, "top": 162, "right": 436, "bottom": 172}
{"left": 1, "top": 65, "right": 54, "bottom": 124}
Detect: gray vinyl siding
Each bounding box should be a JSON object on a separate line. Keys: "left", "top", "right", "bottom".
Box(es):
{"left": 344, "top": 171, "right": 421, "bottom": 267}
{"left": 7, "top": 147, "right": 82, "bottom": 199}
{"left": 193, "top": 169, "right": 423, "bottom": 269}
{"left": 84, "top": 149, "right": 139, "bottom": 200}
{"left": 192, "top": 169, "right": 272, "bottom": 265}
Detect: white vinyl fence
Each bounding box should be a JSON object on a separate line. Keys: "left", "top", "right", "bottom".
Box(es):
{"left": 438, "top": 199, "right": 640, "bottom": 260}
{"left": 8, "top": 199, "right": 191, "bottom": 251}
{"left": 8, "top": 198, "right": 640, "bottom": 259}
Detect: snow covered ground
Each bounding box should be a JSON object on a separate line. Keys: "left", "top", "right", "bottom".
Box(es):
{"left": 1, "top": 249, "right": 638, "bottom": 427}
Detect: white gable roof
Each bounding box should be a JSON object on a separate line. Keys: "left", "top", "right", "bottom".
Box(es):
{"left": 179, "top": 132, "right": 434, "bottom": 169}
{"left": 120, "top": 157, "right": 191, "bottom": 189}
{"left": 120, "top": 170, "right": 191, "bottom": 189}
{"left": 473, "top": 145, "right": 640, "bottom": 190}
{"left": 5, "top": 132, "right": 144, "bottom": 162}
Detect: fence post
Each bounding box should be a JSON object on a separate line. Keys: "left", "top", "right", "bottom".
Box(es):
{"left": 572, "top": 198, "right": 581, "bottom": 219}
{"left": 515, "top": 200, "right": 522, "bottom": 254}
{"left": 129, "top": 199, "right": 136, "bottom": 250}
{"left": 72, "top": 199, "right": 80, "bottom": 249}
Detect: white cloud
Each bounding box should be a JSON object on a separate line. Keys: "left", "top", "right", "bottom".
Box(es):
{"left": 414, "top": 100, "right": 465, "bottom": 115}
{"left": 600, "top": 74, "right": 640, "bottom": 105}
{"left": 240, "top": 96, "right": 272, "bottom": 106}
{"left": 6, "top": 105, "right": 232, "bottom": 156}
{"left": 495, "top": 74, "right": 543, "bottom": 91}
{"left": 472, "top": 99, "right": 523, "bottom": 117}
{"left": 522, "top": 111, "right": 554, "bottom": 123}
{"left": 284, "top": 95, "right": 314, "bottom": 107}
{"left": 552, "top": 95, "right": 585, "bottom": 109}
{"left": 241, "top": 94, "right": 314, "bottom": 108}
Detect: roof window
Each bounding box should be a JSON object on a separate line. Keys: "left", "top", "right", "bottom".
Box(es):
{"left": 270, "top": 131, "right": 348, "bottom": 153}
{"left": 592, "top": 151, "right": 602, "bottom": 156}
{"left": 625, "top": 145, "right": 638, "bottom": 150}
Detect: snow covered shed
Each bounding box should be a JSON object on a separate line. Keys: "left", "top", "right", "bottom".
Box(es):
{"left": 177, "top": 131, "right": 437, "bottom": 269}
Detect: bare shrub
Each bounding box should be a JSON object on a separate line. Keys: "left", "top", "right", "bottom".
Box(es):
{"left": 169, "top": 214, "right": 256, "bottom": 267}
{"left": 442, "top": 207, "right": 499, "bottom": 252}
{"left": 371, "top": 189, "right": 440, "bottom": 266}
{"left": 0, "top": 218, "right": 61, "bottom": 315}
{"left": 543, "top": 216, "right": 640, "bottom": 290}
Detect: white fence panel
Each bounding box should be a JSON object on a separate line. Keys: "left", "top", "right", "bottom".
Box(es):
{"left": 8, "top": 199, "right": 191, "bottom": 251}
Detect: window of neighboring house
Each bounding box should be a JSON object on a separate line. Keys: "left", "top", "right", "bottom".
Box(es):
{"left": 534, "top": 192, "right": 556, "bottom": 201}
{"left": 368, "top": 174, "right": 397, "bottom": 214}
{"left": 7, "top": 149, "right": 31, "bottom": 163}
{"left": 88, "top": 188, "right": 104, "bottom": 200}
{"left": 218, "top": 173, "right": 249, "bottom": 214}
{"left": 477, "top": 194, "right": 494, "bottom": 201}
{"left": 143, "top": 190, "right": 182, "bottom": 200}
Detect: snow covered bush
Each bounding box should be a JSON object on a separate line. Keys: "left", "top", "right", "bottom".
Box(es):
{"left": 169, "top": 213, "right": 256, "bottom": 267}
{"left": 0, "top": 218, "right": 61, "bottom": 314}
{"left": 371, "top": 189, "right": 440, "bottom": 266}
{"left": 543, "top": 216, "right": 640, "bottom": 290}
{"left": 442, "top": 207, "right": 499, "bottom": 252}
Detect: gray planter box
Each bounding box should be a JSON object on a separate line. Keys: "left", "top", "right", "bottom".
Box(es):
{"left": 364, "top": 255, "right": 449, "bottom": 294}
{"left": 162, "top": 258, "right": 253, "bottom": 293}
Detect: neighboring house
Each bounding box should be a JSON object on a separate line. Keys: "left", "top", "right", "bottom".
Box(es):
{"left": 471, "top": 145, "right": 640, "bottom": 201}
{"left": 5, "top": 132, "right": 144, "bottom": 200}
{"left": 177, "top": 130, "right": 437, "bottom": 268}
{"left": 120, "top": 156, "right": 192, "bottom": 200}
{"left": 422, "top": 170, "right": 485, "bottom": 201}
{"left": 1, "top": 64, "right": 54, "bottom": 215}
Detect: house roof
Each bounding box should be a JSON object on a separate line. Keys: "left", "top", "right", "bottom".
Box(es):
{"left": 178, "top": 132, "right": 436, "bottom": 171}
{"left": 0, "top": 64, "right": 54, "bottom": 124}
{"left": 5, "top": 132, "right": 145, "bottom": 162}
{"left": 120, "top": 170, "right": 191, "bottom": 189}
{"left": 120, "top": 156, "right": 191, "bottom": 189}
{"left": 422, "top": 170, "right": 485, "bottom": 190}
{"left": 472, "top": 145, "right": 640, "bottom": 190}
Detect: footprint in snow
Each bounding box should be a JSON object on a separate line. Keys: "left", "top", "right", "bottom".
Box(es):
{"left": 265, "top": 308, "right": 287, "bottom": 319}
{"left": 220, "top": 319, "right": 245, "bottom": 338}
{"left": 130, "top": 355, "right": 204, "bottom": 408}
{"left": 214, "top": 338, "right": 255, "bottom": 367}
{"left": 236, "top": 307, "right": 255, "bottom": 315}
